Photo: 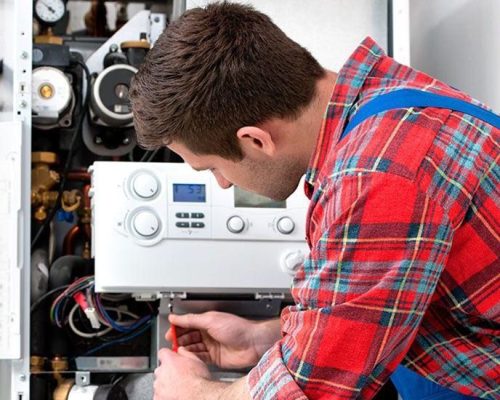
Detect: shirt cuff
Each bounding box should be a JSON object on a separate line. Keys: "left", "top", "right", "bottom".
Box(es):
{"left": 247, "top": 342, "right": 307, "bottom": 400}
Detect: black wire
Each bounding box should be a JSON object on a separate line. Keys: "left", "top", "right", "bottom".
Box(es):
{"left": 30, "top": 284, "right": 70, "bottom": 314}
{"left": 139, "top": 150, "right": 151, "bottom": 162}
{"left": 31, "top": 59, "right": 92, "bottom": 250}
{"left": 146, "top": 148, "right": 160, "bottom": 162}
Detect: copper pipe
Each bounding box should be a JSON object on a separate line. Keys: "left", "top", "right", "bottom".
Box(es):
{"left": 82, "top": 184, "right": 91, "bottom": 239}
{"left": 66, "top": 171, "right": 90, "bottom": 182}
{"left": 63, "top": 225, "right": 81, "bottom": 255}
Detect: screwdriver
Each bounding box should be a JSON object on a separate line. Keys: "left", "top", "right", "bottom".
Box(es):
{"left": 168, "top": 302, "right": 179, "bottom": 352}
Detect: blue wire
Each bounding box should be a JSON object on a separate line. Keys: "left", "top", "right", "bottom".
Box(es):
{"left": 82, "top": 321, "right": 152, "bottom": 356}
{"left": 98, "top": 301, "right": 152, "bottom": 333}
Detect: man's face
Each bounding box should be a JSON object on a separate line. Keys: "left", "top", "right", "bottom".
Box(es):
{"left": 167, "top": 141, "right": 303, "bottom": 201}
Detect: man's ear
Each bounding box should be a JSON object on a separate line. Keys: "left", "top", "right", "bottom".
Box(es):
{"left": 236, "top": 126, "right": 276, "bottom": 157}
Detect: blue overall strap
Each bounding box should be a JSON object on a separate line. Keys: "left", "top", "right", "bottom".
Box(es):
{"left": 341, "top": 88, "right": 500, "bottom": 141}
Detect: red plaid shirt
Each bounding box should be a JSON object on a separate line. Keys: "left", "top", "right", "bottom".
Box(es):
{"left": 248, "top": 37, "right": 500, "bottom": 399}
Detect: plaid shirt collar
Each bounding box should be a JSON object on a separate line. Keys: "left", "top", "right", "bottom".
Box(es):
{"left": 304, "top": 37, "right": 385, "bottom": 197}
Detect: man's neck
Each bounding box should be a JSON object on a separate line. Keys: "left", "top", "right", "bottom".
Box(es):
{"left": 294, "top": 70, "right": 338, "bottom": 171}
{"left": 257, "top": 70, "right": 338, "bottom": 172}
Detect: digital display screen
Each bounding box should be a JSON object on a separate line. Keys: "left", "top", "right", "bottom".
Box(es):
{"left": 234, "top": 187, "right": 286, "bottom": 208}
{"left": 173, "top": 184, "right": 206, "bottom": 202}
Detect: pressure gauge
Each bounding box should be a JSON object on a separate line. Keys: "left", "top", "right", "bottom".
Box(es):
{"left": 34, "top": 0, "right": 66, "bottom": 25}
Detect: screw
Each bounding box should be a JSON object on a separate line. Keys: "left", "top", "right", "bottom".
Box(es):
{"left": 19, "top": 100, "right": 27, "bottom": 108}
{"left": 154, "top": 16, "right": 160, "bottom": 23}
{"left": 19, "top": 374, "right": 26, "bottom": 382}
{"left": 21, "top": 51, "right": 29, "bottom": 59}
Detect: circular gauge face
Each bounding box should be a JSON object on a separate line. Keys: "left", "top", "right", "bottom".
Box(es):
{"left": 34, "top": 0, "right": 65, "bottom": 25}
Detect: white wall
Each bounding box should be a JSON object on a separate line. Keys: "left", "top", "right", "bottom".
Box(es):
{"left": 188, "top": 0, "right": 389, "bottom": 72}
{"left": 410, "top": 0, "right": 500, "bottom": 110}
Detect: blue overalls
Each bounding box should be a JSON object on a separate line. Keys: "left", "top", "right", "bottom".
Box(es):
{"left": 341, "top": 88, "right": 500, "bottom": 400}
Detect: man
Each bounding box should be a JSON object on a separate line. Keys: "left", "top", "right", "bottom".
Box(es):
{"left": 130, "top": 3, "right": 499, "bottom": 399}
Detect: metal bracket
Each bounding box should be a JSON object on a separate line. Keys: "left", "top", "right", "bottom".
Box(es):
{"left": 255, "top": 292, "right": 285, "bottom": 300}
{"left": 163, "top": 291, "right": 187, "bottom": 300}
{"left": 75, "top": 371, "right": 91, "bottom": 387}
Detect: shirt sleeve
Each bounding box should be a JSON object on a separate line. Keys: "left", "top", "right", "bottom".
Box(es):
{"left": 248, "top": 172, "right": 455, "bottom": 399}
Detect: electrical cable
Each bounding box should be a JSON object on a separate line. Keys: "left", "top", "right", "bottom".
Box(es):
{"left": 30, "top": 284, "right": 70, "bottom": 313}
{"left": 139, "top": 150, "right": 152, "bottom": 162}
{"left": 146, "top": 148, "right": 160, "bottom": 162}
{"left": 31, "top": 58, "right": 92, "bottom": 250}
{"left": 68, "top": 303, "right": 113, "bottom": 338}
{"left": 81, "top": 320, "right": 152, "bottom": 357}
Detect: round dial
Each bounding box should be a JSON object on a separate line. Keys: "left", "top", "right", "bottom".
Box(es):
{"left": 276, "top": 216, "right": 295, "bottom": 235}
{"left": 131, "top": 172, "right": 159, "bottom": 199}
{"left": 35, "top": 0, "right": 66, "bottom": 25}
{"left": 226, "top": 216, "right": 245, "bottom": 234}
{"left": 131, "top": 210, "right": 160, "bottom": 238}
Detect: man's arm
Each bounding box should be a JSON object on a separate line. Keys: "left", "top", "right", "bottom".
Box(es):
{"left": 200, "top": 377, "right": 252, "bottom": 400}
{"left": 248, "top": 173, "right": 454, "bottom": 399}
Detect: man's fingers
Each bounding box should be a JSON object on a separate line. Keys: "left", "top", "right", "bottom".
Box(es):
{"left": 165, "top": 326, "right": 195, "bottom": 341}
{"left": 184, "top": 342, "right": 208, "bottom": 353}
{"left": 177, "top": 330, "right": 203, "bottom": 346}
{"left": 178, "top": 346, "right": 204, "bottom": 362}
{"left": 168, "top": 312, "right": 216, "bottom": 330}
{"left": 158, "top": 347, "right": 176, "bottom": 363}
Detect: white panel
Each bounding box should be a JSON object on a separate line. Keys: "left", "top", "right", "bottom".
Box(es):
{"left": 0, "top": 0, "right": 15, "bottom": 119}
{"left": 0, "top": 121, "right": 22, "bottom": 360}
{"left": 392, "top": 0, "right": 410, "bottom": 65}
{"left": 91, "top": 162, "right": 309, "bottom": 294}
{"left": 187, "top": 0, "right": 388, "bottom": 71}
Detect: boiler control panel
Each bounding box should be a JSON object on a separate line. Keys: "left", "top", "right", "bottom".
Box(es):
{"left": 90, "top": 162, "right": 309, "bottom": 295}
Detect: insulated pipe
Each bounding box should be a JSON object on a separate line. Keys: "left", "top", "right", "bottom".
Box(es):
{"left": 31, "top": 249, "right": 50, "bottom": 357}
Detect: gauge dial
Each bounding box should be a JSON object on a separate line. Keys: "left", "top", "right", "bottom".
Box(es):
{"left": 34, "top": 0, "right": 66, "bottom": 25}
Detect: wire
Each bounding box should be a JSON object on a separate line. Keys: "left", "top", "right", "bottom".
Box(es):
{"left": 31, "top": 58, "right": 92, "bottom": 250}
{"left": 30, "top": 285, "right": 70, "bottom": 314}
{"left": 81, "top": 320, "right": 152, "bottom": 357}
{"left": 139, "top": 150, "right": 152, "bottom": 162}
{"left": 146, "top": 148, "right": 160, "bottom": 162}
{"left": 50, "top": 276, "right": 94, "bottom": 326}
{"left": 68, "top": 303, "right": 113, "bottom": 338}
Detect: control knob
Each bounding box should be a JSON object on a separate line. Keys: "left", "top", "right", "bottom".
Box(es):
{"left": 132, "top": 210, "right": 160, "bottom": 237}
{"left": 226, "top": 215, "right": 245, "bottom": 234}
{"left": 131, "top": 172, "right": 159, "bottom": 199}
{"left": 276, "top": 216, "right": 295, "bottom": 234}
{"left": 280, "top": 250, "right": 305, "bottom": 276}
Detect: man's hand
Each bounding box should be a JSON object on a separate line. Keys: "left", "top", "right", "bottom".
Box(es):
{"left": 154, "top": 347, "right": 211, "bottom": 399}
{"left": 154, "top": 347, "right": 251, "bottom": 400}
{"left": 166, "top": 311, "right": 281, "bottom": 369}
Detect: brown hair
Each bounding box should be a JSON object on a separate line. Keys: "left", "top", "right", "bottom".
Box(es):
{"left": 130, "top": 1, "right": 325, "bottom": 160}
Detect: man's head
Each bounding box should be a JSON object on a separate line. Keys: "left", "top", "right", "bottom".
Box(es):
{"left": 130, "top": 1, "right": 326, "bottom": 198}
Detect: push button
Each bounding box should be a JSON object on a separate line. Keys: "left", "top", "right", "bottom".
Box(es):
{"left": 191, "top": 222, "right": 205, "bottom": 228}
{"left": 191, "top": 213, "right": 205, "bottom": 219}
{"left": 175, "top": 212, "right": 189, "bottom": 218}
{"left": 175, "top": 222, "right": 189, "bottom": 228}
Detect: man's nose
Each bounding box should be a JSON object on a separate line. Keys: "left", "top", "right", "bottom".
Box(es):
{"left": 213, "top": 172, "right": 233, "bottom": 189}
